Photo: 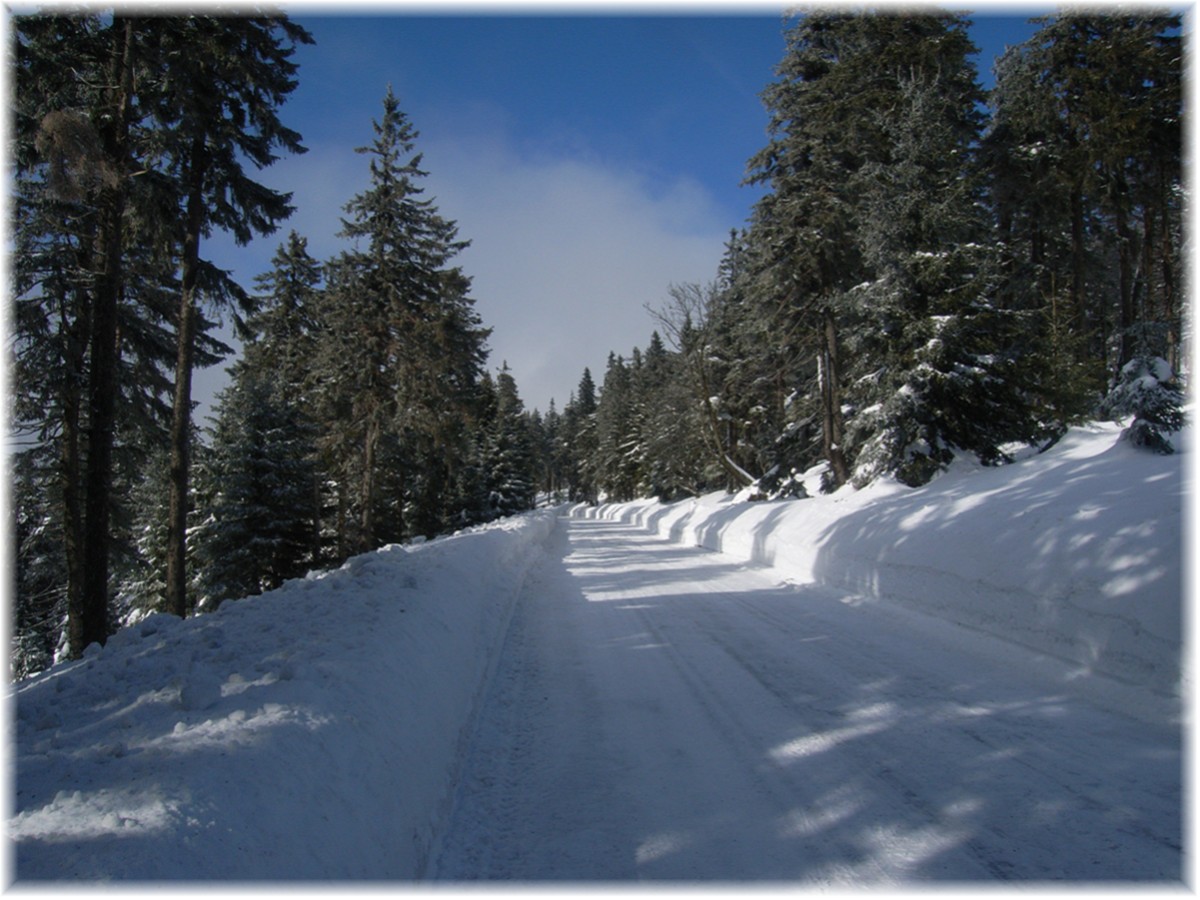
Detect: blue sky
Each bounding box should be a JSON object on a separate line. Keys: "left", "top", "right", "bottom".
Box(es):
{"left": 199, "top": 7, "right": 1054, "bottom": 418}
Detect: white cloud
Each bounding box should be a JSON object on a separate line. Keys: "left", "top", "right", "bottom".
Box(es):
{"left": 423, "top": 132, "right": 728, "bottom": 411}
{"left": 200, "top": 121, "right": 731, "bottom": 418}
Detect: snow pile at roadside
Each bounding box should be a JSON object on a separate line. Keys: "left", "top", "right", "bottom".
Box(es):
{"left": 9, "top": 509, "right": 556, "bottom": 881}
{"left": 578, "top": 422, "right": 1186, "bottom": 705}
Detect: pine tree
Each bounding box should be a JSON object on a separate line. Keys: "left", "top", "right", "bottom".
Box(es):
{"left": 1101, "top": 356, "right": 1185, "bottom": 454}
{"left": 12, "top": 448, "right": 69, "bottom": 677}
{"left": 533, "top": 401, "right": 565, "bottom": 501}
{"left": 636, "top": 331, "right": 710, "bottom": 501}
{"left": 844, "top": 55, "right": 1051, "bottom": 485}
{"left": 986, "top": 12, "right": 1183, "bottom": 400}
{"left": 484, "top": 364, "right": 537, "bottom": 517}
{"left": 144, "top": 14, "right": 312, "bottom": 618}
{"left": 561, "top": 369, "right": 599, "bottom": 503}
{"left": 747, "top": 10, "right": 1053, "bottom": 488}
{"left": 193, "top": 369, "right": 320, "bottom": 608}
{"left": 248, "top": 230, "right": 324, "bottom": 398}
{"left": 310, "top": 88, "right": 488, "bottom": 552}
{"left": 13, "top": 12, "right": 176, "bottom": 655}
{"left": 593, "top": 353, "right": 640, "bottom": 502}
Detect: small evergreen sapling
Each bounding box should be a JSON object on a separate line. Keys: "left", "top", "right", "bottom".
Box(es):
{"left": 1102, "top": 356, "right": 1185, "bottom": 454}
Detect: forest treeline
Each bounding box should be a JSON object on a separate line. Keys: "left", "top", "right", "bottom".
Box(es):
{"left": 11, "top": 9, "right": 1185, "bottom": 678}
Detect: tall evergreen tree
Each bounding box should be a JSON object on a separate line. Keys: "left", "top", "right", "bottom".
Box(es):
{"left": 986, "top": 12, "right": 1183, "bottom": 400}
{"left": 145, "top": 14, "right": 312, "bottom": 618}
{"left": 561, "top": 369, "right": 599, "bottom": 503}
{"left": 747, "top": 10, "right": 1049, "bottom": 488}
{"left": 637, "top": 334, "right": 710, "bottom": 501}
{"left": 483, "top": 364, "right": 537, "bottom": 517}
{"left": 248, "top": 230, "right": 324, "bottom": 397}
{"left": 592, "top": 353, "right": 640, "bottom": 502}
{"left": 13, "top": 13, "right": 176, "bottom": 655}
{"left": 310, "top": 87, "right": 488, "bottom": 552}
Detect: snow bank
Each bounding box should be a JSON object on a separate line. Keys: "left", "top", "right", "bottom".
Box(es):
{"left": 9, "top": 509, "right": 557, "bottom": 881}
{"left": 577, "top": 422, "right": 1185, "bottom": 707}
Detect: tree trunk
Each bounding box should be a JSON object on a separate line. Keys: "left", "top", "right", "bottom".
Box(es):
{"left": 1157, "top": 180, "right": 1179, "bottom": 374}
{"left": 165, "top": 136, "right": 207, "bottom": 618}
{"left": 76, "top": 17, "right": 133, "bottom": 657}
{"left": 360, "top": 412, "right": 380, "bottom": 553}
{"left": 1069, "top": 182, "right": 1089, "bottom": 349}
{"left": 1115, "top": 194, "right": 1136, "bottom": 370}
{"left": 60, "top": 295, "right": 86, "bottom": 658}
{"left": 59, "top": 242, "right": 92, "bottom": 657}
{"left": 820, "top": 307, "right": 851, "bottom": 489}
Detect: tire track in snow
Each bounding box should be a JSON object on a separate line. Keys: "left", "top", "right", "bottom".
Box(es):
{"left": 431, "top": 516, "right": 1181, "bottom": 883}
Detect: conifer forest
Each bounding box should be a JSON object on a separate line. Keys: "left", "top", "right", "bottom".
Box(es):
{"left": 10, "top": 10, "right": 1185, "bottom": 678}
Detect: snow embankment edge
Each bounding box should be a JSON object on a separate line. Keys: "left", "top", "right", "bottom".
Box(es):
{"left": 571, "top": 424, "right": 1184, "bottom": 715}
{"left": 10, "top": 508, "right": 559, "bottom": 881}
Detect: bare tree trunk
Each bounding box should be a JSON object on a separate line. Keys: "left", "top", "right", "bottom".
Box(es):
{"left": 360, "top": 412, "right": 380, "bottom": 553}
{"left": 820, "top": 307, "right": 850, "bottom": 489}
{"left": 165, "top": 136, "right": 207, "bottom": 618}
{"left": 1158, "top": 184, "right": 1180, "bottom": 374}
{"left": 651, "top": 281, "right": 754, "bottom": 489}
{"left": 76, "top": 17, "right": 133, "bottom": 656}
{"left": 1115, "top": 196, "right": 1136, "bottom": 370}
{"left": 60, "top": 297, "right": 86, "bottom": 655}
{"left": 58, "top": 240, "right": 93, "bottom": 656}
{"left": 1069, "top": 183, "right": 1089, "bottom": 351}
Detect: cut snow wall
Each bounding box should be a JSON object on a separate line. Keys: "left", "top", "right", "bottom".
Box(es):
{"left": 571, "top": 425, "right": 1183, "bottom": 704}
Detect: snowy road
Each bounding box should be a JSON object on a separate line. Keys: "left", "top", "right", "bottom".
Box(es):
{"left": 432, "top": 516, "right": 1181, "bottom": 884}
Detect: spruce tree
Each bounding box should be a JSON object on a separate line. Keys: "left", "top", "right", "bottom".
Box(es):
{"left": 311, "top": 88, "right": 487, "bottom": 551}
{"left": 593, "top": 353, "right": 638, "bottom": 502}
{"left": 194, "top": 369, "right": 320, "bottom": 607}
{"left": 248, "top": 231, "right": 324, "bottom": 398}
{"left": 987, "top": 12, "right": 1183, "bottom": 402}
{"left": 13, "top": 12, "right": 172, "bottom": 655}
{"left": 484, "top": 364, "right": 537, "bottom": 517}
{"left": 1101, "top": 356, "right": 1185, "bottom": 454}
{"left": 144, "top": 14, "right": 312, "bottom": 618}
{"left": 561, "top": 369, "right": 599, "bottom": 503}
{"left": 748, "top": 10, "right": 1052, "bottom": 488}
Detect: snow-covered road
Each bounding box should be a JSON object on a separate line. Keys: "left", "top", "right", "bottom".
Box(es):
{"left": 432, "top": 516, "right": 1181, "bottom": 884}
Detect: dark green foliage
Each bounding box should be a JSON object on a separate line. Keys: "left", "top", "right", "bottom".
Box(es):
{"left": 307, "top": 88, "right": 489, "bottom": 551}
{"left": 11, "top": 449, "right": 69, "bottom": 678}
{"left": 483, "top": 365, "right": 538, "bottom": 517}
{"left": 194, "top": 371, "right": 320, "bottom": 607}
{"left": 1101, "top": 356, "right": 1185, "bottom": 454}
{"left": 11, "top": 9, "right": 1185, "bottom": 678}
{"left": 560, "top": 369, "right": 600, "bottom": 503}
{"left": 986, "top": 12, "right": 1183, "bottom": 394}
{"left": 149, "top": 14, "right": 312, "bottom": 618}
{"left": 562, "top": 10, "right": 1183, "bottom": 498}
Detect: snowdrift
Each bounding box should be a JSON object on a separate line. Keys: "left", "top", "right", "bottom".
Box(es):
{"left": 9, "top": 510, "right": 556, "bottom": 881}
{"left": 577, "top": 422, "right": 1186, "bottom": 708}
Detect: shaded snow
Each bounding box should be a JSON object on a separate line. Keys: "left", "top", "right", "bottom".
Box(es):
{"left": 582, "top": 421, "right": 1186, "bottom": 719}
{"left": 10, "top": 511, "right": 555, "bottom": 880}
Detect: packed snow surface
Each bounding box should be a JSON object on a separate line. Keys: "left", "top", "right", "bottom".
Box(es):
{"left": 11, "top": 512, "right": 555, "bottom": 880}
{"left": 8, "top": 422, "right": 1184, "bottom": 883}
